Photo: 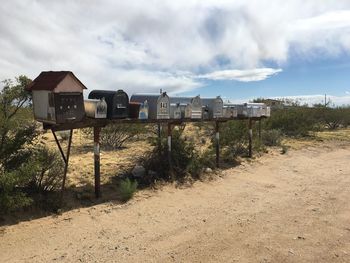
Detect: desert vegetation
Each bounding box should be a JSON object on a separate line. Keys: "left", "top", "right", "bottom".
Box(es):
{"left": 1, "top": 76, "right": 350, "bottom": 217}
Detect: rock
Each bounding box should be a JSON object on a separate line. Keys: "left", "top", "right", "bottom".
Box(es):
{"left": 132, "top": 165, "right": 146, "bottom": 178}
{"left": 204, "top": 167, "right": 213, "bottom": 173}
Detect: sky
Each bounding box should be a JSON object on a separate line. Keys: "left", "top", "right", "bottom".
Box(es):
{"left": 1, "top": 0, "right": 350, "bottom": 105}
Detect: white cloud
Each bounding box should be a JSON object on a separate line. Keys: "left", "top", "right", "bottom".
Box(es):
{"left": 197, "top": 68, "right": 282, "bottom": 82}
{"left": 229, "top": 94, "right": 350, "bottom": 107}
{"left": 1, "top": 1, "right": 350, "bottom": 94}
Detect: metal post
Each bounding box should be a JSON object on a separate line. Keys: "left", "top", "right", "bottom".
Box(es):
{"left": 248, "top": 119, "right": 253, "bottom": 158}
{"left": 60, "top": 129, "right": 73, "bottom": 204}
{"left": 167, "top": 123, "right": 173, "bottom": 174}
{"left": 94, "top": 127, "right": 101, "bottom": 198}
{"left": 215, "top": 121, "right": 220, "bottom": 168}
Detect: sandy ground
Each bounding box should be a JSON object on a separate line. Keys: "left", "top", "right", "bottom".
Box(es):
{"left": 1, "top": 140, "right": 350, "bottom": 263}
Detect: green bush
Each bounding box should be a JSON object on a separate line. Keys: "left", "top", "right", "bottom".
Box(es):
{"left": 265, "top": 107, "right": 318, "bottom": 137}
{"left": 261, "top": 129, "right": 282, "bottom": 146}
{"left": 0, "top": 163, "right": 35, "bottom": 214}
{"left": 219, "top": 120, "right": 249, "bottom": 160}
{"left": 142, "top": 127, "right": 213, "bottom": 184}
{"left": 27, "top": 146, "right": 64, "bottom": 193}
{"left": 118, "top": 178, "right": 138, "bottom": 202}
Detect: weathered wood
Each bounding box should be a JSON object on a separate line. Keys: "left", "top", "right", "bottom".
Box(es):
{"left": 60, "top": 129, "right": 73, "bottom": 205}
{"left": 248, "top": 119, "right": 253, "bottom": 158}
{"left": 52, "top": 130, "right": 67, "bottom": 164}
{"left": 215, "top": 121, "right": 220, "bottom": 168}
{"left": 258, "top": 120, "right": 262, "bottom": 142}
{"left": 43, "top": 116, "right": 265, "bottom": 132}
{"left": 167, "top": 123, "right": 173, "bottom": 176}
{"left": 94, "top": 127, "right": 101, "bottom": 198}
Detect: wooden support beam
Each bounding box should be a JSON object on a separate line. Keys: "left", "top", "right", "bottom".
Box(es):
{"left": 248, "top": 119, "right": 253, "bottom": 158}
{"left": 157, "top": 123, "right": 161, "bottom": 158}
{"left": 215, "top": 121, "right": 220, "bottom": 168}
{"left": 94, "top": 126, "right": 101, "bottom": 198}
{"left": 52, "top": 130, "right": 67, "bottom": 164}
{"left": 60, "top": 129, "right": 73, "bottom": 205}
{"left": 167, "top": 123, "right": 173, "bottom": 176}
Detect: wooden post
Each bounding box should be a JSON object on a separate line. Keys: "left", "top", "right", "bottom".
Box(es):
{"left": 60, "top": 129, "right": 73, "bottom": 205}
{"left": 248, "top": 119, "right": 253, "bottom": 158}
{"left": 52, "top": 130, "right": 67, "bottom": 164}
{"left": 258, "top": 119, "right": 262, "bottom": 142}
{"left": 157, "top": 123, "right": 161, "bottom": 158}
{"left": 167, "top": 123, "right": 173, "bottom": 174}
{"left": 94, "top": 127, "right": 101, "bottom": 198}
{"left": 215, "top": 121, "right": 220, "bottom": 168}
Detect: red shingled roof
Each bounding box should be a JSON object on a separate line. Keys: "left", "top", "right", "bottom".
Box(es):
{"left": 26, "top": 71, "right": 87, "bottom": 91}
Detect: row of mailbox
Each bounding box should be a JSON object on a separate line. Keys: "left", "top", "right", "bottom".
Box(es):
{"left": 85, "top": 90, "right": 271, "bottom": 121}
{"left": 29, "top": 71, "right": 270, "bottom": 125}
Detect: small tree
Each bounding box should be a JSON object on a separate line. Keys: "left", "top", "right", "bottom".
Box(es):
{"left": 0, "top": 76, "right": 37, "bottom": 171}
{"left": 0, "top": 76, "right": 38, "bottom": 213}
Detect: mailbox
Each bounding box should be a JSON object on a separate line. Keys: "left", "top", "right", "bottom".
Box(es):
{"left": 88, "top": 90, "right": 129, "bottom": 119}
{"left": 130, "top": 92, "right": 170, "bottom": 119}
{"left": 26, "top": 71, "right": 86, "bottom": 124}
{"left": 84, "top": 98, "right": 107, "bottom": 119}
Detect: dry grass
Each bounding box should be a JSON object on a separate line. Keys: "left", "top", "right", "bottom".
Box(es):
{"left": 40, "top": 127, "right": 350, "bottom": 189}
{"left": 39, "top": 129, "right": 152, "bottom": 188}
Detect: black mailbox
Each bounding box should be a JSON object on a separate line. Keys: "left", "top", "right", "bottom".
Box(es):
{"left": 88, "top": 90, "right": 129, "bottom": 119}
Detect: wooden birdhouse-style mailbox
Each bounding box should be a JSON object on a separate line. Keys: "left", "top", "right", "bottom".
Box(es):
{"left": 88, "top": 90, "right": 129, "bottom": 119}
{"left": 26, "top": 71, "right": 86, "bottom": 124}
{"left": 130, "top": 92, "right": 170, "bottom": 119}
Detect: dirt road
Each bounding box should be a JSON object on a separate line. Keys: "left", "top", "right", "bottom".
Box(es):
{"left": 1, "top": 141, "right": 350, "bottom": 262}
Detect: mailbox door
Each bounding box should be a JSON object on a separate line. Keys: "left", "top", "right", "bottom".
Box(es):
{"left": 54, "top": 93, "right": 85, "bottom": 123}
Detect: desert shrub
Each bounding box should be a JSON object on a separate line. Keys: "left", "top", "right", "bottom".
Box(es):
{"left": 118, "top": 178, "right": 138, "bottom": 202}
{"left": 57, "top": 130, "right": 71, "bottom": 141}
{"left": 261, "top": 129, "right": 282, "bottom": 146}
{"left": 0, "top": 163, "right": 35, "bottom": 214}
{"left": 0, "top": 76, "right": 39, "bottom": 213}
{"left": 27, "top": 146, "right": 64, "bottom": 193}
{"left": 219, "top": 120, "right": 249, "bottom": 160}
{"left": 321, "top": 107, "right": 350, "bottom": 129}
{"left": 100, "top": 124, "right": 147, "bottom": 150}
{"left": 142, "top": 128, "right": 212, "bottom": 184}
{"left": 265, "top": 107, "right": 318, "bottom": 137}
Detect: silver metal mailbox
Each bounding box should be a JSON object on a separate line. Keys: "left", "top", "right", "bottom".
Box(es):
{"left": 130, "top": 92, "right": 170, "bottom": 119}
{"left": 170, "top": 103, "right": 183, "bottom": 119}
{"left": 223, "top": 105, "right": 238, "bottom": 118}
{"left": 169, "top": 95, "right": 202, "bottom": 119}
{"left": 201, "top": 96, "right": 223, "bottom": 118}
{"left": 138, "top": 100, "right": 149, "bottom": 119}
{"left": 234, "top": 104, "right": 248, "bottom": 117}
{"left": 245, "top": 103, "right": 270, "bottom": 118}
{"left": 84, "top": 98, "right": 107, "bottom": 119}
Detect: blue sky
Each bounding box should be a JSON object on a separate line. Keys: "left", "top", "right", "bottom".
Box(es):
{"left": 1, "top": 1, "right": 350, "bottom": 105}
{"left": 181, "top": 52, "right": 350, "bottom": 102}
